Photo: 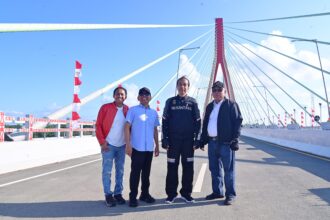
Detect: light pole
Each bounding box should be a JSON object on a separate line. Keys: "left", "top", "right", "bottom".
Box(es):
{"left": 292, "top": 39, "right": 330, "bottom": 121}
{"left": 319, "top": 102, "right": 322, "bottom": 121}
{"left": 175, "top": 46, "right": 200, "bottom": 95}
{"left": 253, "top": 85, "right": 270, "bottom": 124}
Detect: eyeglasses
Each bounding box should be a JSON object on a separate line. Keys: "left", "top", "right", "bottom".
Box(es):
{"left": 212, "top": 88, "right": 223, "bottom": 92}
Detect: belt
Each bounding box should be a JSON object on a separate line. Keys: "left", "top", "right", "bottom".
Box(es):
{"left": 209, "top": 136, "right": 218, "bottom": 141}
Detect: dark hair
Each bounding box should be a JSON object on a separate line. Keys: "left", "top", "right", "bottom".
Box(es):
{"left": 113, "top": 86, "right": 127, "bottom": 96}
{"left": 176, "top": 75, "right": 190, "bottom": 87}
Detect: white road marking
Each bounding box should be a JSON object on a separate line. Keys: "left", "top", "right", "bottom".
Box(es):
{"left": 0, "top": 158, "right": 101, "bottom": 188}
{"left": 193, "top": 163, "right": 207, "bottom": 192}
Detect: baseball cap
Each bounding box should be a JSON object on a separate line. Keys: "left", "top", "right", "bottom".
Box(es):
{"left": 138, "top": 87, "right": 151, "bottom": 96}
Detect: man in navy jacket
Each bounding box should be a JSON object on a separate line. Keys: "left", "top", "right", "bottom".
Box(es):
{"left": 200, "top": 81, "right": 243, "bottom": 205}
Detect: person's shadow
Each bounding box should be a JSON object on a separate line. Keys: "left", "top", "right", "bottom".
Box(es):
{"left": 0, "top": 197, "right": 224, "bottom": 218}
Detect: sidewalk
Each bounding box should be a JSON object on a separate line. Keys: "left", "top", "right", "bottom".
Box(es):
{"left": 242, "top": 128, "right": 330, "bottom": 159}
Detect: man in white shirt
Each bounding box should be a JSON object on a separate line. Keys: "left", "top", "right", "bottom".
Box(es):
{"left": 96, "top": 86, "right": 129, "bottom": 207}
{"left": 200, "top": 81, "right": 243, "bottom": 205}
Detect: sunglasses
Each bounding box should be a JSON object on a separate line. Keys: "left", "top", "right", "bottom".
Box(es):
{"left": 212, "top": 88, "right": 224, "bottom": 92}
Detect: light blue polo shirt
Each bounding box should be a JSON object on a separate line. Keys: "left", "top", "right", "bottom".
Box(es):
{"left": 126, "top": 104, "right": 160, "bottom": 152}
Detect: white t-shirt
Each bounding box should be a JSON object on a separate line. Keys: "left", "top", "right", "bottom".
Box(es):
{"left": 106, "top": 107, "right": 126, "bottom": 147}
{"left": 207, "top": 100, "right": 224, "bottom": 137}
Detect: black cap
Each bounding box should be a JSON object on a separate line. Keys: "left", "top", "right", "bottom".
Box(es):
{"left": 212, "top": 81, "right": 224, "bottom": 90}
{"left": 139, "top": 87, "right": 151, "bottom": 96}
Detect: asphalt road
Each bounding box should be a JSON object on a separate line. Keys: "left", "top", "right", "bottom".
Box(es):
{"left": 0, "top": 137, "right": 329, "bottom": 220}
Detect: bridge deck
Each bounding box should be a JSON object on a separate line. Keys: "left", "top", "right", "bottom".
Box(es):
{"left": 0, "top": 137, "right": 329, "bottom": 219}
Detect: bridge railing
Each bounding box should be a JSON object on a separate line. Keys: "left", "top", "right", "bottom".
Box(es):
{"left": 0, "top": 112, "right": 95, "bottom": 143}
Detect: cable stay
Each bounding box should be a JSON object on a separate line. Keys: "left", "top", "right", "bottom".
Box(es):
{"left": 227, "top": 35, "right": 321, "bottom": 125}
{"left": 226, "top": 12, "right": 330, "bottom": 24}
{"left": 224, "top": 26, "right": 330, "bottom": 46}
{"left": 225, "top": 30, "right": 330, "bottom": 75}
{"left": 226, "top": 44, "right": 291, "bottom": 124}
{"left": 226, "top": 33, "right": 330, "bottom": 105}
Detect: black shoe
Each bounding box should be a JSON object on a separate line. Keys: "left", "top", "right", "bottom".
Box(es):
{"left": 181, "top": 194, "right": 195, "bottom": 203}
{"left": 139, "top": 194, "right": 156, "bottom": 203}
{"left": 105, "top": 195, "right": 116, "bottom": 207}
{"left": 205, "top": 193, "right": 224, "bottom": 200}
{"left": 129, "top": 198, "right": 138, "bottom": 207}
{"left": 165, "top": 195, "right": 178, "bottom": 204}
{"left": 224, "top": 197, "right": 235, "bottom": 205}
{"left": 114, "top": 194, "right": 126, "bottom": 205}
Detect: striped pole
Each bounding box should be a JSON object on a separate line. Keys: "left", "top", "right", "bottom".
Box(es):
{"left": 284, "top": 113, "right": 287, "bottom": 127}
{"left": 0, "top": 112, "right": 4, "bottom": 142}
{"left": 277, "top": 114, "right": 281, "bottom": 127}
{"left": 72, "top": 61, "right": 82, "bottom": 130}
{"left": 301, "top": 111, "right": 304, "bottom": 127}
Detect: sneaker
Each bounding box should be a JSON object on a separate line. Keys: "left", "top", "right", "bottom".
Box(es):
{"left": 165, "top": 195, "right": 178, "bottom": 204}
{"left": 224, "top": 197, "right": 235, "bottom": 206}
{"left": 105, "top": 195, "right": 116, "bottom": 207}
{"left": 139, "top": 194, "right": 156, "bottom": 203}
{"left": 205, "top": 193, "right": 224, "bottom": 200}
{"left": 129, "top": 198, "right": 138, "bottom": 207}
{"left": 181, "top": 194, "right": 195, "bottom": 203}
{"left": 114, "top": 194, "right": 126, "bottom": 205}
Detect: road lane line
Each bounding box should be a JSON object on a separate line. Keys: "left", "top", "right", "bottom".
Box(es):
{"left": 193, "top": 163, "right": 207, "bottom": 192}
{"left": 0, "top": 158, "right": 101, "bottom": 188}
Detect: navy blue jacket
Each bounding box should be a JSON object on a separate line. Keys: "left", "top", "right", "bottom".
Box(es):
{"left": 200, "top": 98, "right": 243, "bottom": 145}
{"left": 162, "top": 95, "right": 201, "bottom": 139}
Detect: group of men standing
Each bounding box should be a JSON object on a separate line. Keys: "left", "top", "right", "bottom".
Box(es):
{"left": 95, "top": 76, "right": 243, "bottom": 208}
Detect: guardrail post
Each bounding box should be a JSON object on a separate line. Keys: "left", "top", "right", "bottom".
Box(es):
{"left": 92, "top": 120, "right": 96, "bottom": 136}
{"left": 25, "top": 114, "right": 34, "bottom": 141}
{"left": 0, "top": 112, "right": 4, "bottom": 143}
{"left": 66, "top": 118, "right": 72, "bottom": 138}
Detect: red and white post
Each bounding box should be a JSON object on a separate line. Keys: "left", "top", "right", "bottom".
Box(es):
{"left": 0, "top": 112, "right": 4, "bottom": 143}
{"left": 301, "top": 111, "right": 304, "bottom": 127}
{"left": 72, "top": 61, "right": 82, "bottom": 134}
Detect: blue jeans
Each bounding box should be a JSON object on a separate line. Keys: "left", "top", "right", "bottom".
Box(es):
{"left": 208, "top": 140, "right": 236, "bottom": 198}
{"left": 102, "top": 144, "right": 126, "bottom": 196}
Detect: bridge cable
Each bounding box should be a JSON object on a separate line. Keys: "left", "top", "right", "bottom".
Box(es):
{"left": 226, "top": 53, "right": 268, "bottom": 124}
{"left": 226, "top": 32, "right": 329, "bottom": 105}
{"left": 225, "top": 29, "right": 330, "bottom": 75}
{"left": 226, "top": 12, "right": 330, "bottom": 24}
{"left": 226, "top": 43, "right": 291, "bottom": 126}
{"left": 226, "top": 34, "right": 319, "bottom": 125}
{"left": 224, "top": 26, "right": 330, "bottom": 46}
{"left": 150, "top": 32, "right": 212, "bottom": 104}
{"left": 227, "top": 46, "right": 287, "bottom": 125}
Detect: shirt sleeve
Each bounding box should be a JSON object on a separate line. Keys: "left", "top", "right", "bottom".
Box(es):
{"left": 154, "top": 111, "right": 160, "bottom": 127}
{"left": 193, "top": 99, "right": 202, "bottom": 139}
{"left": 126, "top": 108, "right": 134, "bottom": 124}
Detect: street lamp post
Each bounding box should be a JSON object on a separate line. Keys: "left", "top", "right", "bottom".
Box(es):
{"left": 292, "top": 39, "right": 330, "bottom": 121}
{"left": 175, "top": 46, "right": 200, "bottom": 95}
{"left": 253, "top": 85, "right": 270, "bottom": 124}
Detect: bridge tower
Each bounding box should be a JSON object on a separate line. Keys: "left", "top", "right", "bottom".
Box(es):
{"left": 204, "top": 18, "right": 235, "bottom": 110}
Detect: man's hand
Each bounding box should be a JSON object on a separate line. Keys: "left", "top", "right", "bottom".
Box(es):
{"left": 230, "top": 139, "right": 239, "bottom": 151}
{"left": 154, "top": 146, "right": 159, "bottom": 157}
{"left": 126, "top": 143, "right": 133, "bottom": 157}
{"left": 161, "top": 138, "right": 169, "bottom": 150}
{"left": 193, "top": 139, "right": 204, "bottom": 151}
{"left": 100, "top": 142, "right": 109, "bottom": 152}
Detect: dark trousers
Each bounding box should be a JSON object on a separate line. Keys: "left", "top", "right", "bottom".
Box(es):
{"left": 129, "top": 148, "right": 153, "bottom": 200}
{"left": 166, "top": 137, "right": 194, "bottom": 197}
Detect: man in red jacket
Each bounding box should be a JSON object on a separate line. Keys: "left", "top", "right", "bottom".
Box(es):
{"left": 96, "top": 86, "right": 129, "bottom": 207}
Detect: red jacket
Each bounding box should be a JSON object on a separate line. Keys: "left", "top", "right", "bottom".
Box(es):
{"left": 96, "top": 102, "right": 129, "bottom": 145}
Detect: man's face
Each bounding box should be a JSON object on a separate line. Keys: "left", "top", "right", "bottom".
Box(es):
{"left": 113, "top": 88, "right": 126, "bottom": 105}
{"left": 212, "top": 87, "right": 226, "bottom": 102}
{"left": 177, "top": 79, "right": 189, "bottom": 96}
{"left": 138, "top": 93, "right": 151, "bottom": 106}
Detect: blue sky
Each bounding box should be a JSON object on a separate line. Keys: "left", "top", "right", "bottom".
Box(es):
{"left": 0, "top": 0, "right": 329, "bottom": 122}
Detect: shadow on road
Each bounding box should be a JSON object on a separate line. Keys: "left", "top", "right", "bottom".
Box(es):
{"left": 0, "top": 198, "right": 223, "bottom": 218}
